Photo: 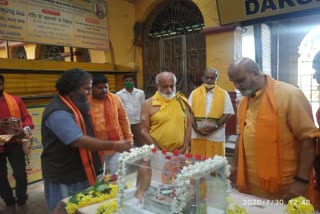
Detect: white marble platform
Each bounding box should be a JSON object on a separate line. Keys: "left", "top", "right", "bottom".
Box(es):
{"left": 71, "top": 190, "right": 293, "bottom": 214}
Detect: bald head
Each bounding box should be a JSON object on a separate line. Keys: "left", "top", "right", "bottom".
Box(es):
{"left": 204, "top": 68, "right": 219, "bottom": 78}
{"left": 228, "top": 57, "right": 264, "bottom": 96}
{"left": 155, "top": 71, "right": 177, "bottom": 85}
{"left": 155, "top": 71, "right": 177, "bottom": 100}
{"left": 228, "top": 57, "right": 261, "bottom": 76}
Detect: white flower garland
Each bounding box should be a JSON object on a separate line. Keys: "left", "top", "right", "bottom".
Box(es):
{"left": 116, "top": 146, "right": 230, "bottom": 214}
{"left": 170, "top": 156, "right": 231, "bottom": 214}
{"left": 116, "top": 144, "right": 155, "bottom": 213}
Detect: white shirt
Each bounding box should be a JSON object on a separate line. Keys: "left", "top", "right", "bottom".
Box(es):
{"left": 116, "top": 87, "right": 145, "bottom": 125}
{"left": 188, "top": 88, "right": 235, "bottom": 142}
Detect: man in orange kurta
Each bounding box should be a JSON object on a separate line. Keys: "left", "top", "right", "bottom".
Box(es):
{"left": 89, "top": 74, "right": 133, "bottom": 174}
{"left": 228, "top": 57, "right": 320, "bottom": 202}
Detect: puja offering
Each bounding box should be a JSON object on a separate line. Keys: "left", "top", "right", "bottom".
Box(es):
{"left": 65, "top": 173, "right": 118, "bottom": 214}
{"left": 0, "top": 117, "right": 21, "bottom": 134}
{"left": 0, "top": 117, "right": 21, "bottom": 145}
{"left": 116, "top": 145, "right": 230, "bottom": 214}
{"left": 0, "top": 134, "right": 14, "bottom": 145}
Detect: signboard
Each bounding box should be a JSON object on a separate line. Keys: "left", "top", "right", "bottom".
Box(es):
{"left": 0, "top": 0, "right": 109, "bottom": 51}
{"left": 217, "top": 0, "right": 320, "bottom": 25}
{"left": 8, "top": 106, "right": 45, "bottom": 186}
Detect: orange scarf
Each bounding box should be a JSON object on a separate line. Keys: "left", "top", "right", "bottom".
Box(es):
{"left": 89, "top": 94, "right": 121, "bottom": 141}
{"left": 59, "top": 95, "right": 96, "bottom": 186}
{"left": 89, "top": 94, "right": 121, "bottom": 157}
{"left": 3, "top": 93, "right": 21, "bottom": 119}
{"left": 102, "top": 93, "right": 121, "bottom": 141}
{"left": 237, "top": 75, "right": 281, "bottom": 193}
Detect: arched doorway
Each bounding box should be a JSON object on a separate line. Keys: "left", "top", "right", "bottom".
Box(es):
{"left": 298, "top": 25, "right": 320, "bottom": 124}
{"left": 143, "top": 0, "right": 206, "bottom": 98}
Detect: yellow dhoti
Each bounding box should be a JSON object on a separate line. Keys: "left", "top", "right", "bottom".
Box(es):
{"left": 190, "top": 85, "right": 227, "bottom": 158}
{"left": 191, "top": 139, "right": 224, "bottom": 158}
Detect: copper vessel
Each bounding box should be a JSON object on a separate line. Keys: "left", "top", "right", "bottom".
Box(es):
{"left": 0, "top": 117, "right": 21, "bottom": 134}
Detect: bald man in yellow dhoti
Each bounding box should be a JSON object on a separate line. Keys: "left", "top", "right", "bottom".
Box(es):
{"left": 141, "top": 72, "right": 192, "bottom": 153}
{"left": 188, "top": 68, "right": 234, "bottom": 158}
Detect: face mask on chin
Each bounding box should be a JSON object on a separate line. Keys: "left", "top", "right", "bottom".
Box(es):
{"left": 159, "top": 91, "right": 176, "bottom": 100}
{"left": 204, "top": 83, "right": 215, "bottom": 89}
{"left": 240, "top": 89, "right": 255, "bottom": 97}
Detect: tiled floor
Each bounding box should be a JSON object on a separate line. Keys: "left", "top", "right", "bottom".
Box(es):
{"left": 0, "top": 181, "right": 49, "bottom": 214}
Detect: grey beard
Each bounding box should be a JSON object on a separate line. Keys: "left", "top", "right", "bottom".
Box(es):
{"left": 70, "top": 93, "right": 90, "bottom": 116}
{"left": 240, "top": 89, "right": 255, "bottom": 97}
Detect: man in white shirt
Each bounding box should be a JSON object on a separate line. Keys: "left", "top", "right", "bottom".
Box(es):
{"left": 117, "top": 73, "right": 146, "bottom": 147}
{"left": 188, "top": 68, "right": 234, "bottom": 158}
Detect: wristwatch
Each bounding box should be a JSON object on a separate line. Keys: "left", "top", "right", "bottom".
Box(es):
{"left": 23, "top": 126, "right": 31, "bottom": 135}
{"left": 213, "top": 124, "right": 219, "bottom": 130}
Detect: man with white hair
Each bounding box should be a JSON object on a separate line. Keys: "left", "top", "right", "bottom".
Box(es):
{"left": 140, "top": 71, "right": 192, "bottom": 153}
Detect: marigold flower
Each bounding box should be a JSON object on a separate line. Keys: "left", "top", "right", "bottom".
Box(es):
{"left": 287, "top": 196, "right": 314, "bottom": 214}
{"left": 65, "top": 181, "right": 118, "bottom": 214}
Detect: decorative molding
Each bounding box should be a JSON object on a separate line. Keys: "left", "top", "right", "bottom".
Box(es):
{"left": 202, "top": 24, "right": 240, "bottom": 35}
{"left": 0, "top": 42, "right": 25, "bottom": 49}
{"left": 0, "top": 68, "right": 135, "bottom": 74}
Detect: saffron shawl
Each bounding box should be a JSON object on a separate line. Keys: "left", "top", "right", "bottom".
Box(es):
{"left": 59, "top": 95, "right": 97, "bottom": 185}
{"left": 3, "top": 92, "right": 21, "bottom": 118}
{"left": 237, "top": 75, "right": 281, "bottom": 193}
{"left": 89, "top": 93, "right": 125, "bottom": 157}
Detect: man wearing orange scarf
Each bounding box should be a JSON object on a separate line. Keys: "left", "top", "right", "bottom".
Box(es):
{"left": 89, "top": 74, "right": 133, "bottom": 175}
{"left": 228, "top": 58, "right": 320, "bottom": 202}
{"left": 141, "top": 71, "right": 191, "bottom": 153}
{"left": 0, "top": 74, "right": 34, "bottom": 213}
{"left": 41, "top": 69, "right": 132, "bottom": 212}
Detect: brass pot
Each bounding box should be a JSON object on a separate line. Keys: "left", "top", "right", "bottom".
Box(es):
{"left": 0, "top": 117, "right": 21, "bottom": 134}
